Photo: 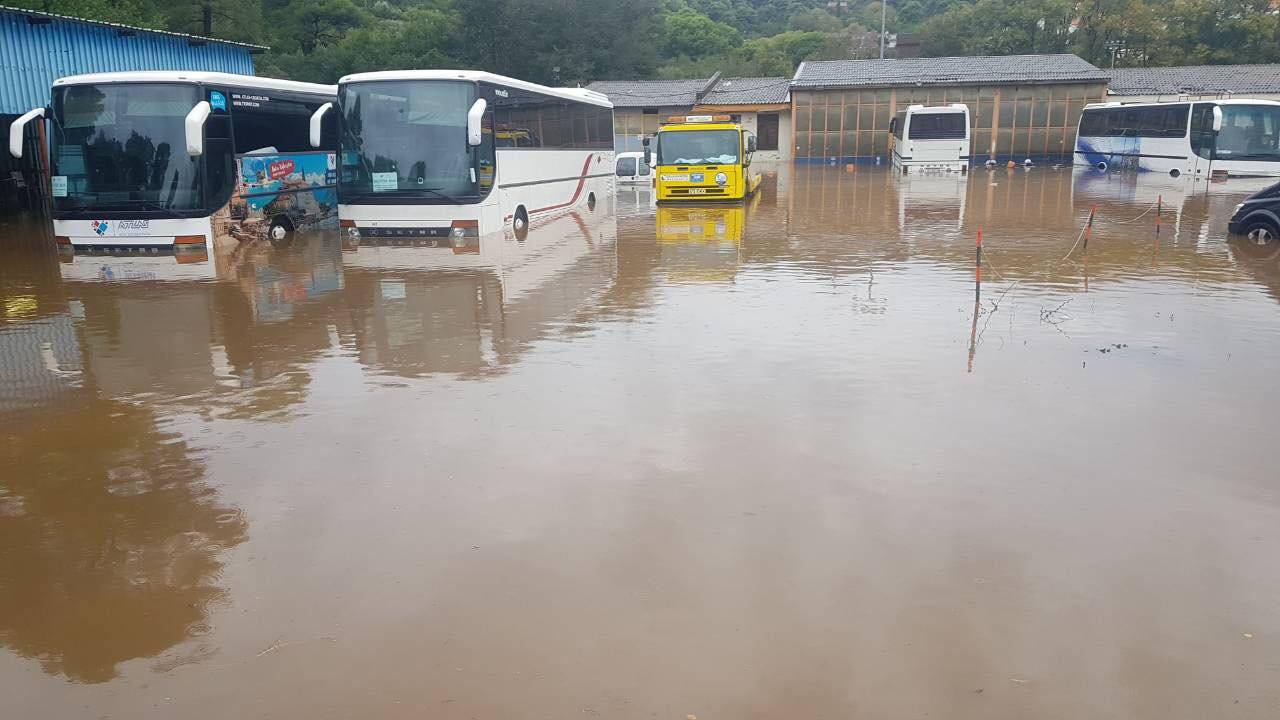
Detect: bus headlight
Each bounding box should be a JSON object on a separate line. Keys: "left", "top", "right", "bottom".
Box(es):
{"left": 715, "top": 172, "right": 728, "bottom": 186}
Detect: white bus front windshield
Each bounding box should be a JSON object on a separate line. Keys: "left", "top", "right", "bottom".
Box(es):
{"left": 50, "top": 83, "right": 203, "bottom": 213}
{"left": 658, "top": 130, "right": 740, "bottom": 165}
{"left": 1216, "top": 105, "right": 1280, "bottom": 161}
{"left": 339, "top": 81, "right": 481, "bottom": 201}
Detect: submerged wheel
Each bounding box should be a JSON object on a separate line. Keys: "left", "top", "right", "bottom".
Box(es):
{"left": 268, "top": 217, "right": 294, "bottom": 243}
{"left": 587, "top": 192, "right": 596, "bottom": 211}
{"left": 1243, "top": 218, "right": 1279, "bottom": 245}
{"left": 513, "top": 206, "right": 529, "bottom": 241}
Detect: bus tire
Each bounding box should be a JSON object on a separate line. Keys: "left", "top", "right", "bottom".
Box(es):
{"left": 513, "top": 206, "right": 529, "bottom": 241}
{"left": 268, "top": 216, "right": 294, "bottom": 243}
{"left": 1096, "top": 161, "right": 1108, "bottom": 172}
{"left": 587, "top": 192, "right": 596, "bottom": 211}
{"left": 1169, "top": 168, "right": 1181, "bottom": 178}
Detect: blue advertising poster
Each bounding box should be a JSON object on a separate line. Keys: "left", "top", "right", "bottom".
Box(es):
{"left": 233, "top": 153, "right": 338, "bottom": 234}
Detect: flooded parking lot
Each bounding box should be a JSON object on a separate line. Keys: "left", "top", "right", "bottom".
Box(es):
{"left": 3, "top": 165, "right": 1280, "bottom": 718}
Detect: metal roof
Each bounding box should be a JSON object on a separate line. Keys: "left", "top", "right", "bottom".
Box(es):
{"left": 54, "top": 71, "right": 334, "bottom": 95}
{"left": 343, "top": 70, "right": 612, "bottom": 107}
{"left": 0, "top": 5, "right": 266, "bottom": 49}
{"left": 1, "top": 6, "right": 257, "bottom": 115}
{"left": 792, "top": 54, "right": 1108, "bottom": 89}
{"left": 585, "top": 78, "right": 711, "bottom": 108}
{"left": 1107, "top": 64, "right": 1280, "bottom": 96}
{"left": 699, "top": 77, "right": 790, "bottom": 105}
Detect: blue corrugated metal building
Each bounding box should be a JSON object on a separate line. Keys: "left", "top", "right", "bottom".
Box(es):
{"left": 1, "top": 5, "right": 264, "bottom": 216}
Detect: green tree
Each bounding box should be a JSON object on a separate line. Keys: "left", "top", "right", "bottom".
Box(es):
{"left": 921, "top": 0, "right": 1075, "bottom": 56}
{"left": 662, "top": 8, "right": 742, "bottom": 59}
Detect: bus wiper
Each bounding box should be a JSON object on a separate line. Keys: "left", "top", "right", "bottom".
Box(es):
{"left": 373, "top": 187, "right": 469, "bottom": 204}
{"left": 135, "top": 200, "right": 186, "bottom": 219}
{"left": 420, "top": 187, "right": 466, "bottom": 204}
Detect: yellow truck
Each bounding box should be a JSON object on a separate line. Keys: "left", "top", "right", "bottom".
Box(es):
{"left": 645, "top": 115, "right": 762, "bottom": 202}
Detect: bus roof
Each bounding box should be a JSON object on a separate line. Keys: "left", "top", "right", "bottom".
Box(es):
{"left": 905, "top": 103, "right": 968, "bottom": 113}
{"left": 338, "top": 70, "right": 613, "bottom": 108}
{"left": 1084, "top": 98, "right": 1280, "bottom": 110}
{"left": 52, "top": 71, "right": 336, "bottom": 96}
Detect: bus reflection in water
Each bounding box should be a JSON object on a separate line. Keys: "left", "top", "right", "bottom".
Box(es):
{"left": 652, "top": 194, "right": 757, "bottom": 283}
{"left": 341, "top": 203, "right": 619, "bottom": 377}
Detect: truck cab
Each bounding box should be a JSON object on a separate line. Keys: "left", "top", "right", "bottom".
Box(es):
{"left": 646, "top": 115, "right": 762, "bottom": 202}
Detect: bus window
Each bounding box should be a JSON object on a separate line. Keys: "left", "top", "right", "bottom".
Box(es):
{"left": 1218, "top": 105, "right": 1280, "bottom": 160}
{"left": 907, "top": 112, "right": 966, "bottom": 140}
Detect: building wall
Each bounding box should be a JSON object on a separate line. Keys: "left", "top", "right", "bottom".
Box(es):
{"left": 612, "top": 107, "right": 690, "bottom": 152}
{"left": 793, "top": 82, "right": 1108, "bottom": 163}
{"left": 1, "top": 8, "right": 256, "bottom": 218}
{"left": 613, "top": 106, "right": 793, "bottom": 162}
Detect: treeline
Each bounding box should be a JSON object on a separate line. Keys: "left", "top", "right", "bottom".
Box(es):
{"left": 13, "top": 0, "right": 1280, "bottom": 85}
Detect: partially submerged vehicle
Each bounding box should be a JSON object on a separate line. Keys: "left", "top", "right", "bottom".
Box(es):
{"left": 646, "top": 115, "right": 761, "bottom": 202}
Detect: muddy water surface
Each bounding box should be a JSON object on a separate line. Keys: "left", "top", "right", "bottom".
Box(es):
{"left": 3, "top": 167, "right": 1280, "bottom": 718}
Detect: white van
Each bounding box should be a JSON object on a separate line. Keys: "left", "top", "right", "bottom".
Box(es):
{"left": 615, "top": 151, "right": 653, "bottom": 184}
{"left": 890, "top": 104, "right": 970, "bottom": 173}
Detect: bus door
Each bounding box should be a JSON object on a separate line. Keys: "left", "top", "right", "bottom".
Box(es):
{"left": 1189, "top": 103, "right": 1218, "bottom": 178}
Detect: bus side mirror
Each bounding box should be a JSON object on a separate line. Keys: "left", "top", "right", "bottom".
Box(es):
{"left": 467, "top": 98, "right": 487, "bottom": 147}
{"left": 8, "top": 107, "right": 45, "bottom": 159}
{"left": 1212, "top": 106, "right": 1223, "bottom": 133}
{"left": 310, "top": 102, "right": 333, "bottom": 149}
{"left": 185, "top": 101, "right": 211, "bottom": 156}
{"left": 643, "top": 137, "right": 651, "bottom": 166}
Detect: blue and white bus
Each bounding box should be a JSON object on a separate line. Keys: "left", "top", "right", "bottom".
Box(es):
{"left": 9, "top": 71, "right": 337, "bottom": 262}
{"left": 1075, "top": 99, "right": 1280, "bottom": 179}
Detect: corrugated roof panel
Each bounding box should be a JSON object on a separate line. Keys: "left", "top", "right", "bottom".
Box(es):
{"left": 1, "top": 8, "right": 255, "bottom": 115}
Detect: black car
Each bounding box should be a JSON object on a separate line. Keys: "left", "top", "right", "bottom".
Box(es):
{"left": 1228, "top": 181, "right": 1280, "bottom": 243}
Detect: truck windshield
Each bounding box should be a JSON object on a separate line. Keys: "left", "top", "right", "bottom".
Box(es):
{"left": 657, "top": 130, "right": 740, "bottom": 165}
{"left": 338, "top": 80, "right": 482, "bottom": 202}
{"left": 1216, "top": 105, "right": 1280, "bottom": 161}
{"left": 50, "top": 83, "right": 203, "bottom": 213}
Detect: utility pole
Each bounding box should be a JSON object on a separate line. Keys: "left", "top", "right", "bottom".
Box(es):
{"left": 880, "top": 1, "right": 887, "bottom": 59}
{"left": 202, "top": 2, "right": 212, "bottom": 36}
{"left": 1105, "top": 39, "right": 1125, "bottom": 69}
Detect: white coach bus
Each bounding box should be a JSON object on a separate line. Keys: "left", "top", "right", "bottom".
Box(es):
{"left": 889, "top": 104, "right": 970, "bottom": 173}
{"left": 319, "top": 70, "right": 614, "bottom": 248}
{"left": 8, "top": 72, "right": 338, "bottom": 261}
{"left": 1075, "top": 99, "right": 1280, "bottom": 178}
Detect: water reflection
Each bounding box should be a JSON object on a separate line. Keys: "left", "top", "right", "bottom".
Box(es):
{"left": 3, "top": 168, "right": 1280, "bottom": 715}
{"left": 0, "top": 395, "right": 247, "bottom": 683}
{"left": 343, "top": 205, "right": 618, "bottom": 377}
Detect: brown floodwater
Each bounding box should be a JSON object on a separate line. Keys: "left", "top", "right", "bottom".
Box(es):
{"left": 3, "top": 166, "right": 1280, "bottom": 718}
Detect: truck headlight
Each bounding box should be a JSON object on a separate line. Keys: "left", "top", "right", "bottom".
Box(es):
{"left": 715, "top": 172, "right": 728, "bottom": 186}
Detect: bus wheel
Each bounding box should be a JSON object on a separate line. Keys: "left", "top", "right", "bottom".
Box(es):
{"left": 587, "top": 192, "right": 597, "bottom": 211}
{"left": 268, "top": 217, "right": 294, "bottom": 243}
{"left": 1169, "top": 168, "right": 1181, "bottom": 178}
{"left": 513, "top": 207, "right": 529, "bottom": 241}
{"left": 1096, "top": 161, "right": 1108, "bottom": 172}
